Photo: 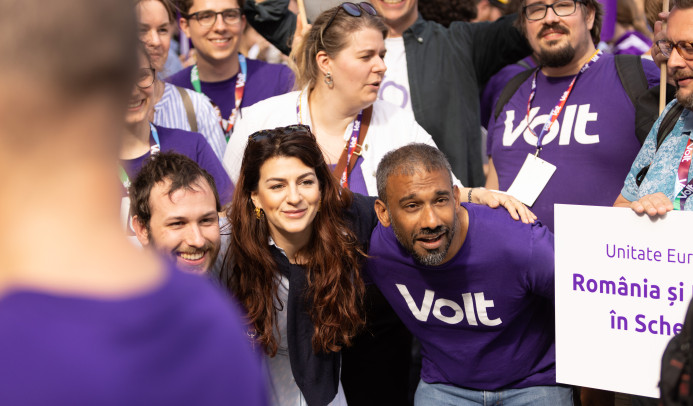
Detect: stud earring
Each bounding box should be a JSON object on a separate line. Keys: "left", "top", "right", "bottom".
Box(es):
{"left": 324, "top": 72, "right": 333, "bottom": 87}
{"left": 254, "top": 207, "right": 264, "bottom": 220}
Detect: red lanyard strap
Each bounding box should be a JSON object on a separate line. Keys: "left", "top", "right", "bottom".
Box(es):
{"left": 674, "top": 133, "right": 693, "bottom": 210}
{"left": 190, "top": 53, "right": 247, "bottom": 140}
{"left": 525, "top": 50, "right": 601, "bottom": 156}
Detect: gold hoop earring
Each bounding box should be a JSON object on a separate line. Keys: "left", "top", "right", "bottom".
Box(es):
{"left": 254, "top": 207, "right": 264, "bottom": 220}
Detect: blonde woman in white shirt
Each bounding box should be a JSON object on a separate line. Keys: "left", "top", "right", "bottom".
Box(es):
{"left": 224, "top": 3, "right": 530, "bottom": 218}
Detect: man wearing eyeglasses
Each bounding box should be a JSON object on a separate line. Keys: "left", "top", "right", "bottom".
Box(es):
{"left": 168, "top": 0, "right": 294, "bottom": 140}
{"left": 615, "top": 0, "right": 693, "bottom": 218}
{"left": 485, "top": 0, "right": 660, "bottom": 232}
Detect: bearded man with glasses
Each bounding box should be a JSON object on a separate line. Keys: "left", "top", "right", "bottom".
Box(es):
{"left": 615, "top": 0, "right": 693, "bottom": 218}
{"left": 485, "top": 0, "right": 661, "bottom": 233}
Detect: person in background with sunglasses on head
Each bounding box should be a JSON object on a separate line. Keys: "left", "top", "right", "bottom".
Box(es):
{"left": 243, "top": 0, "right": 532, "bottom": 190}
{"left": 167, "top": 0, "right": 294, "bottom": 141}
{"left": 615, "top": 0, "right": 693, "bottom": 218}
{"left": 136, "top": 0, "right": 228, "bottom": 162}
{"left": 222, "top": 5, "right": 535, "bottom": 405}
{"left": 225, "top": 125, "right": 378, "bottom": 406}
{"left": 120, "top": 46, "right": 233, "bottom": 244}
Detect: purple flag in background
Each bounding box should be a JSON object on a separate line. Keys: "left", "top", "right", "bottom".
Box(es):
{"left": 599, "top": 0, "right": 617, "bottom": 42}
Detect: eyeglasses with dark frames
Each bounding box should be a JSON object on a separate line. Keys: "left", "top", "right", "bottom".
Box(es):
{"left": 136, "top": 67, "right": 156, "bottom": 89}
{"left": 657, "top": 40, "right": 693, "bottom": 61}
{"left": 186, "top": 8, "right": 242, "bottom": 27}
{"left": 322, "top": 2, "right": 377, "bottom": 38}
{"left": 523, "top": 0, "right": 585, "bottom": 21}
{"left": 248, "top": 124, "right": 315, "bottom": 143}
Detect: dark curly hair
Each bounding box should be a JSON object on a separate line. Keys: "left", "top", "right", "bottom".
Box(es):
{"left": 226, "top": 125, "right": 366, "bottom": 356}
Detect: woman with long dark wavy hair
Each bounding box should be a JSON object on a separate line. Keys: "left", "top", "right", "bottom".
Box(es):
{"left": 226, "top": 124, "right": 377, "bottom": 406}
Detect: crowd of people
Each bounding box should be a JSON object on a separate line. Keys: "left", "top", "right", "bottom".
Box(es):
{"left": 1, "top": 0, "right": 692, "bottom": 404}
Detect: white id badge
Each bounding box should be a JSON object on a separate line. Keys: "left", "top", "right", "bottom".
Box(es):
{"left": 506, "top": 154, "right": 557, "bottom": 206}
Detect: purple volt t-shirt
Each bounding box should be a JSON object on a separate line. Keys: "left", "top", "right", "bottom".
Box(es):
{"left": 122, "top": 125, "right": 234, "bottom": 205}
{"left": 0, "top": 264, "right": 267, "bottom": 406}
{"left": 480, "top": 57, "right": 537, "bottom": 129}
{"left": 167, "top": 58, "right": 294, "bottom": 119}
{"left": 365, "top": 204, "right": 556, "bottom": 390}
{"left": 487, "top": 54, "right": 660, "bottom": 231}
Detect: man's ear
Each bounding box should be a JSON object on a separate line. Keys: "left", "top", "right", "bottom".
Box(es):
{"left": 179, "top": 17, "right": 191, "bottom": 38}
{"left": 240, "top": 14, "right": 247, "bottom": 33}
{"left": 453, "top": 185, "right": 462, "bottom": 206}
{"left": 132, "top": 216, "right": 151, "bottom": 247}
{"left": 585, "top": 4, "right": 596, "bottom": 30}
{"left": 374, "top": 199, "right": 392, "bottom": 227}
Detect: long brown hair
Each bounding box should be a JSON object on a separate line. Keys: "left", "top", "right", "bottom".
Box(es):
{"left": 226, "top": 125, "right": 365, "bottom": 356}
{"left": 291, "top": 3, "right": 388, "bottom": 90}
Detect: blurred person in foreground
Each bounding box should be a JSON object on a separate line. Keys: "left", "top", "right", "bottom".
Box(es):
{"left": 0, "top": 0, "right": 266, "bottom": 404}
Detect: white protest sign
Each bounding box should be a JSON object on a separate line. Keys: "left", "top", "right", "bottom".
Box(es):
{"left": 555, "top": 204, "right": 693, "bottom": 398}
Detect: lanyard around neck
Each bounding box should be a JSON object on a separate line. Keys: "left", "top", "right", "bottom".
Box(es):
{"left": 674, "top": 132, "right": 693, "bottom": 210}
{"left": 295, "top": 90, "right": 364, "bottom": 189}
{"left": 190, "top": 53, "right": 247, "bottom": 139}
{"left": 525, "top": 49, "right": 601, "bottom": 157}
{"left": 120, "top": 123, "right": 160, "bottom": 192}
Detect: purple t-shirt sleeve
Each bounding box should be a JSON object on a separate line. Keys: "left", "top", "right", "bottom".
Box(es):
{"left": 525, "top": 222, "right": 555, "bottom": 302}
{"left": 192, "top": 133, "right": 235, "bottom": 205}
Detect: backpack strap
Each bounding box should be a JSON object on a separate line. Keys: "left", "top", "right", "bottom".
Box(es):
{"left": 634, "top": 102, "right": 684, "bottom": 187}
{"left": 175, "top": 85, "right": 198, "bottom": 133}
{"left": 614, "top": 54, "right": 660, "bottom": 145}
{"left": 516, "top": 58, "right": 533, "bottom": 70}
{"left": 614, "top": 54, "right": 648, "bottom": 108}
{"left": 657, "top": 102, "right": 685, "bottom": 150}
{"left": 493, "top": 67, "right": 536, "bottom": 121}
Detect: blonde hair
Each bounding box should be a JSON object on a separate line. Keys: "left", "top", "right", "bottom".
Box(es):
{"left": 617, "top": 0, "right": 652, "bottom": 39}
{"left": 291, "top": 5, "right": 387, "bottom": 90}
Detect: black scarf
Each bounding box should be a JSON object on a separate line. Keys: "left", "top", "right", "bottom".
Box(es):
{"left": 266, "top": 194, "right": 378, "bottom": 405}
{"left": 270, "top": 248, "right": 340, "bottom": 406}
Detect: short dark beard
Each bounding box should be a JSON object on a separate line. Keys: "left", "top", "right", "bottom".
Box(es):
{"left": 535, "top": 23, "right": 576, "bottom": 68}
{"left": 389, "top": 209, "right": 458, "bottom": 267}
{"left": 538, "top": 42, "right": 576, "bottom": 68}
